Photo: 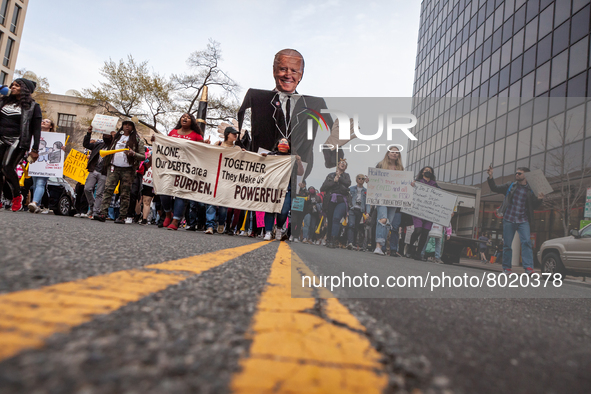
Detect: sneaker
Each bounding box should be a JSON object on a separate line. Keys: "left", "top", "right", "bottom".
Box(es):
{"left": 239, "top": 231, "right": 246, "bottom": 236}
{"left": 40, "top": 209, "right": 50, "bottom": 214}
{"left": 289, "top": 236, "right": 293, "bottom": 242}
{"left": 11, "top": 195, "right": 23, "bottom": 212}
{"left": 275, "top": 230, "right": 282, "bottom": 241}
{"left": 217, "top": 225, "right": 225, "bottom": 234}
{"left": 185, "top": 225, "right": 196, "bottom": 231}
{"left": 139, "top": 219, "right": 148, "bottom": 225}
{"left": 87, "top": 215, "right": 93, "bottom": 220}
{"left": 347, "top": 243, "right": 353, "bottom": 250}
{"left": 525, "top": 267, "right": 535, "bottom": 276}
{"left": 390, "top": 250, "right": 402, "bottom": 257}
{"left": 74, "top": 213, "right": 81, "bottom": 218}
{"left": 503, "top": 268, "right": 512, "bottom": 275}
{"left": 373, "top": 246, "right": 384, "bottom": 255}
{"left": 205, "top": 227, "right": 214, "bottom": 234}
{"left": 264, "top": 232, "right": 272, "bottom": 241}
{"left": 28, "top": 201, "right": 41, "bottom": 213}
{"left": 302, "top": 238, "right": 308, "bottom": 244}
{"left": 125, "top": 217, "right": 133, "bottom": 224}
{"left": 435, "top": 259, "right": 444, "bottom": 264}
{"left": 294, "top": 238, "right": 300, "bottom": 243}
{"left": 93, "top": 214, "right": 106, "bottom": 222}
{"left": 114, "top": 217, "right": 125, "bottom": 224}
{"left": 80, "top": 213, "right": 88, "bottom": 218}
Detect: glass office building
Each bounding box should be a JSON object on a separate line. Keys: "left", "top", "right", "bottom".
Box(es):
{"left": 409, "top": 0, "right": 591, "bottom": 253}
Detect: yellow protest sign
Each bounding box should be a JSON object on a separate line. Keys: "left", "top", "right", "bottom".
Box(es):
{"left": 63, "top": 149, "right": 89, "bottom": 184}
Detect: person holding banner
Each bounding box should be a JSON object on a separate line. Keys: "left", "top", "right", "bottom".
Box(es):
{"left": 159, "top": 113, "right": 204, "bottom": 230}
{"left": 95, "top": 120, "right": 146, "bottom": 223}
{"left": 28, "top": 119, "right": 60, "bottom": 213}
{"left": 83, "top": 125, "right": 114, "bottom": 218}
{"left": 0, "top": 78, "right": 42, "bottom": 212}
{"left": 260, "top": 137, "right": 303, "bottom": 241}
{"left": 487, "top": 166, "right": 544, "bottom": 275}
{"left": 373, "top": 148, "right": 405, "bottom": 256}
{"left": 320, "top": 158, "right": 351, "bottom": 248}
{"left": 408, "top": 166, "right": 439, "bottom": 260}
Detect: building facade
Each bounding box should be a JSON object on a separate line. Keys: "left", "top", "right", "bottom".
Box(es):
{"left": 409, "top": 0, "right": 591, "bottom": 257}
{"left": 0, "top": 0, "right": 27, "bottom": 85}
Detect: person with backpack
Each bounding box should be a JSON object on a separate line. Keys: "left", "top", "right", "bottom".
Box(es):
{"left": 487, "top": 165, "right": 544, "bottom": 275}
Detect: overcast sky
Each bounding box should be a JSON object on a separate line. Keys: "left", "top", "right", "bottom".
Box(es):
{"left": 16, "top": 0, "right": 421, "bottom": 98}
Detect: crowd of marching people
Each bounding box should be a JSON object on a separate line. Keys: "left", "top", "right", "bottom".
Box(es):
{"left": 0, "top": 82, "right": 450, "bottom": 264}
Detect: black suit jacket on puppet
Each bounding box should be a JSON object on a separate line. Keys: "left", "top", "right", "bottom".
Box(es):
{"left": 237, "top": 89, "right": 340, "bottom": 180}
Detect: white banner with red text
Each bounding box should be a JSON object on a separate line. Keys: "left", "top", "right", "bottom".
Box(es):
{"left": 152, "top": 134, "right": 293, "bottom": 213}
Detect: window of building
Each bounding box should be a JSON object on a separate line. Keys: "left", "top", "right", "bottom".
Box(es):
{"left": 538, "top": 3, "right": 554, "bottom": 39}
{"left": 551, "top": 50, "right": 569, "bottom": 88}
{"left": 57, "top": 114, "right": 77, "bottom": 134}
{"left": 569, "top": 37, "right": 589, "bottom": 78}
{"left": 535, "top": 61, "right": 550, "bottom": 96}
{"left": 524, "top": 16, "right": 538, "bottom": 50}
{"left": 3, "top": 37, "right": 14, "bottom": 67}
{"left": 0, "top": 71, "right": 6, "bottom": 85}
{"left": 0, "top": 0, "right": 8, "bottom": 26}
{"left": 531, "top": 120, "right": 547, "bottom": 154}
{"left": 517, "top": 127, "right": 532, "bottom": 159}
{"left": 10, "top": 4, "right": 21, "bottom": 34}
{"left": 568, "top": 72, "right": 587, "bottom": 97}
{"left": 571, "top": 5, "right": 590, "bottom": 43}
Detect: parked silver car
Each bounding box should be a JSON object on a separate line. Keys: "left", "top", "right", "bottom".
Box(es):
{"left": 538, "top": 224, "right": 591, "bottom": 277}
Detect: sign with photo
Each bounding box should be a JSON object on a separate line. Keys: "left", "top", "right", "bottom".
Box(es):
{"left": 28, "top": 132, "right": 66, "bottom": 178}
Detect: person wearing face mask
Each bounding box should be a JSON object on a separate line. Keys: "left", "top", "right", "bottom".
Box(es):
{"left": 28, "top": 119, "right": 60, "bottom": 213}
{"left": 260, "top": 137, "right": 304, "bottom": 241}
{"left": 320, "top": 158, "right": 351, "bottom": 248}
{"left": 82, "top": 125, "right": 114, "bottom": 219}
{"left": 408, "top": 166, "right": 438, "bottom": 260}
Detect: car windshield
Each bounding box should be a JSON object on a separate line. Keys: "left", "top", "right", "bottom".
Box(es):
{"left": 581, "top": 224, "right": 591, "bottom": 238}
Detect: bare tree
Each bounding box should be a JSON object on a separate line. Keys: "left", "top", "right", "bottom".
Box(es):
{"left": 543, "top": 109, "right": 591, "bottom": 236}
{"left": 79, "top": 55, "right": 175, "bottom": 133}
{"left": 172, "top": 39, "right": 241, "bottom": 129}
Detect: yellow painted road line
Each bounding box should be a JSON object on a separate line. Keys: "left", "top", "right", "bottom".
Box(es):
{"left": 0, "top": 242, "right": 267, "bottom": 362}
{"left": 231, "top": 243, "right": 388, "bottom": 394}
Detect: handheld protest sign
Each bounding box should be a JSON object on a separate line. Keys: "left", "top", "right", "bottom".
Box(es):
{"left": 366, "top": 168, "right": 414, "bottom": 207}
{"left": 291, "top": 197, "right": 305, "bottom": 212}
{"left": 401, "top": 182, "right": 457, "bottom": 227}
{"left": 524, "top": 169, "right": 553, "bottom": 196}
{"left": 63, "top": 149, "right": 89, "bottom": 184}
{"left": 91, "top": 114, "right": 119, "bottom": 134}
{"left": 29, "top": 132, "right": 66, "bottom": 178}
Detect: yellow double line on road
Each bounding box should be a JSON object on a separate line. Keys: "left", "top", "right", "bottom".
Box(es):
{"left": 1, "top": 241, "right": 387, "bottom": 393}
{"left": 231, "top": 243, "right": 387, "bottom": 393}
{"left": 0, "top": 242, "right": 268, "bottom": 361}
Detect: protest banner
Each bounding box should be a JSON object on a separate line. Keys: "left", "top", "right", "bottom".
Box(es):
{"left": 152, "top": 134, "right": 293, "bottom": 213}
{"left": 91, "top": 114, "right": 119, "bottom": 134}
{"left": 63, "top": 149, "right": 89, "bottom": 184}
{"left": 291, "top": 197, "right": 305, "bottom": 212}
{"left": 366, "top": 167, "right": 414, "bottom": 207}
{"left": 29, "top": 132, "right": 66, "bottom": 178}
{"left": 401, "top": 182, "right": 457, "bottom": 227}
{"left": 524, "top": 169, "right": 553, "bottom": 196}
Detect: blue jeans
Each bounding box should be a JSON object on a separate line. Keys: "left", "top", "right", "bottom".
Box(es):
{"left": 161, "top": 195, "right": 186, "bottom": 220}
{"left": 206, "top": 205, "right": 227, "bottom": 229}
{"left": 331, "top": 202, "right": 347, "bottom": 238}
{"left": 375, "top": 206, "right": 402, "bottom": 252}
{"left": 502, "top": 220, "right": 533, "bottom": 270}
{"left": 347, "top": 209, "right": 364, "bottom": 245}
{"left": 265, "top": 189, "right": 291, "bottom": 231}
{"left": 31, "top": 177, "right": 47, "bottom": 204}
{"left": 188, "top": 200, "right": 206, "bottom": 227}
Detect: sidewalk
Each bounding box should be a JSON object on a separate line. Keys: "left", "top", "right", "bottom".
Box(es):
{"left": 457, "top": 258, "right": 590, "bottom": 286}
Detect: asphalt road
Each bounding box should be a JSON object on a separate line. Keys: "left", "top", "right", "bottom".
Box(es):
{"left": 1, "top": 210, "right": 590, "bottom": 393}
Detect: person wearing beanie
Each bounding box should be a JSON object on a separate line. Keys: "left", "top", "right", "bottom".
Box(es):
{"left": 0, "top": 78, "right": 42, "bottom": 212}
{"left": 94, "top": 119, "right": 146, "bottom": 224}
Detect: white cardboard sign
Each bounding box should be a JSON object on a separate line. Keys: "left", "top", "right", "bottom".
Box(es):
{"left": 524, "top": 169, "right": 553, "bottom": 196}
{"left": 401, "top": 182, "right": 457, "bottom": 227}
{"left": 91, "top": 114, "right": 119, "bottom": 134}
{"left": 366, "top": 168, "right": 414, "bottom": 207}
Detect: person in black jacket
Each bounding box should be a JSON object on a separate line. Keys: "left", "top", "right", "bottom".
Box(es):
{"left": 0, "top": 78, "right": 41, "bottom": 212}
{"left": 320, "top": 158, "right": 351, "bottom": 248}
{"left": 487, "top": 165, "right": 544, "bottom": 275}
{"left": 83, "top": 125, "right": 114, "bottom": 218}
